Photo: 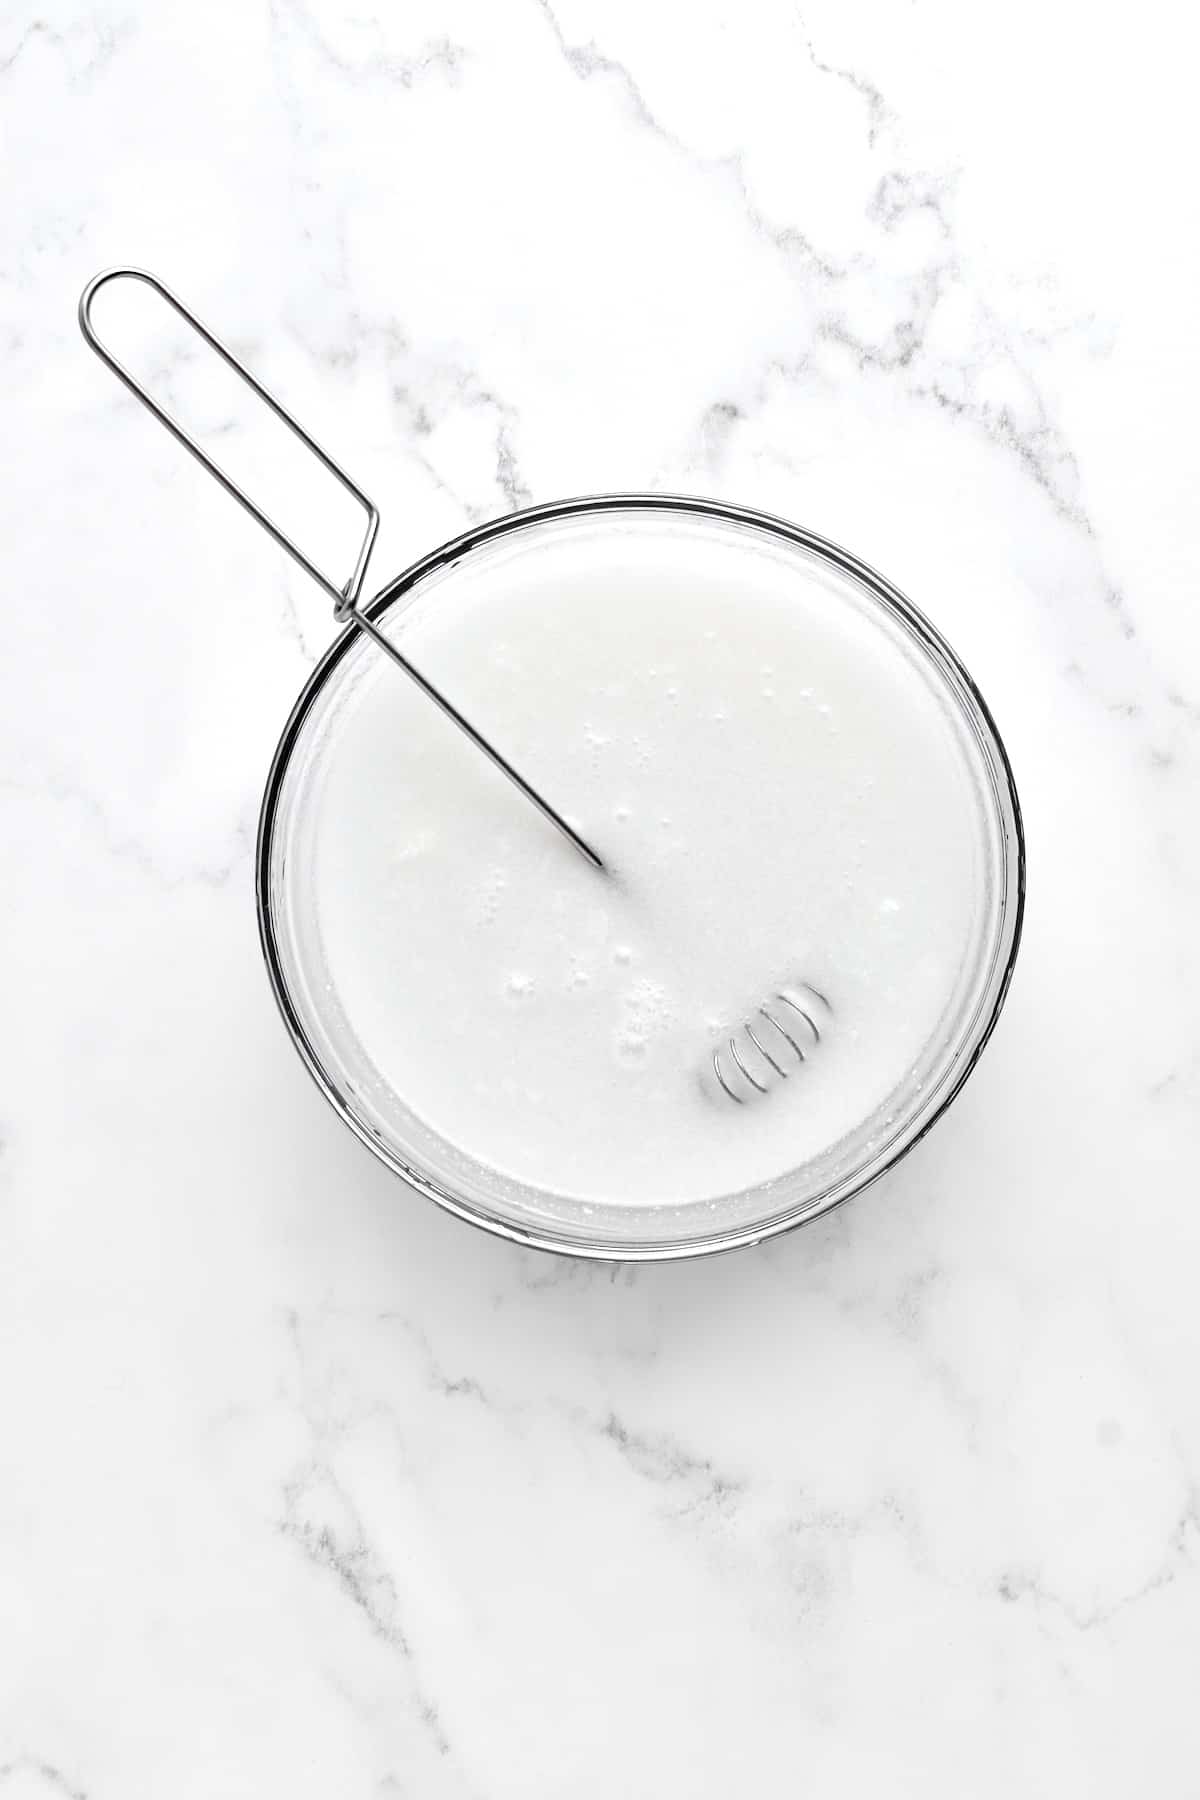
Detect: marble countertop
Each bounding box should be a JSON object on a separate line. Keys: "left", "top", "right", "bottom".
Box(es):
{"left": 4, "top": 1, "right": 1200, "bottom": 1793}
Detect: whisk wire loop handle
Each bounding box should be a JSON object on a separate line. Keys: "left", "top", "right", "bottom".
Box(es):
{"left": 78, "top": 267, "right": 380, "bottom": 615}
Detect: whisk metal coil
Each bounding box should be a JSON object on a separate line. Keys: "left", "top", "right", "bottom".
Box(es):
{"left": 712, "top": 984, "right": 832, "bottom": 1103}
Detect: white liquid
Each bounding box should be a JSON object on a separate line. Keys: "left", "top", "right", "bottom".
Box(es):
{"left": 309, "top": 521, "right": 988, "bottom": 1207}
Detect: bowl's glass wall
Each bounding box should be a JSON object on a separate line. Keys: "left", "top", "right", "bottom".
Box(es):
{"left": 259, "top": 498, "right": 1023, "bottom": 1258}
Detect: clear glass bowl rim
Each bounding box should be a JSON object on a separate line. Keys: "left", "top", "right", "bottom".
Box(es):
{"left": 256, "top": 493, "right": 1027, "bottom": 1262}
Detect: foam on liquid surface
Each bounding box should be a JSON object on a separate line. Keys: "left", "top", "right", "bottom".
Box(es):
{"left": 309, "top": 521, "right": 987, "bottom": 1207}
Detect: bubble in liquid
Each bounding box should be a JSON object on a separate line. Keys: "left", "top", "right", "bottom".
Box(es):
{"left": 477, "top": 866, "right": 508, "bottom": 924}
{"left": 613, "top": 945, "right": 633, "bottom": 966}
{"left": 505, "top": 972, "right": 536, "bottom": 1000}
{"left": 615, "top": 805, "right": 632, "bottom": 823}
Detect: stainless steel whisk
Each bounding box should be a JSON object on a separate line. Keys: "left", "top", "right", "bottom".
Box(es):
{"left": 711, "top": 983, "right": 832, "bottom": 1103}
{"left": 78, "top": 268, "right": 605, "bottom": 874}
{"left": 82, "top": 271, "right": 838, "bottom": 1116}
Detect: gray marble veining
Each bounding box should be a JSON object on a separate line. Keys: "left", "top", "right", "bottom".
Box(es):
{"left": 2, "top": 1, "right": 1199, "bottom": 1794}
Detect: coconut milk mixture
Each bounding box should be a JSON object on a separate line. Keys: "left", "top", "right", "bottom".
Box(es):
{"left": 309, "top": 523, "right": 987, "bottom": 1206}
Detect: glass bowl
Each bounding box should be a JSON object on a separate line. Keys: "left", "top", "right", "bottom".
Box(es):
{"left": 257, "top": 495, "right": 1024, "bottom": 1259}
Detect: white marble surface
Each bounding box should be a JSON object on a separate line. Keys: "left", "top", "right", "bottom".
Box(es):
{"left": 3, "top": 0, "right": 1200, "bottom": 1792}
